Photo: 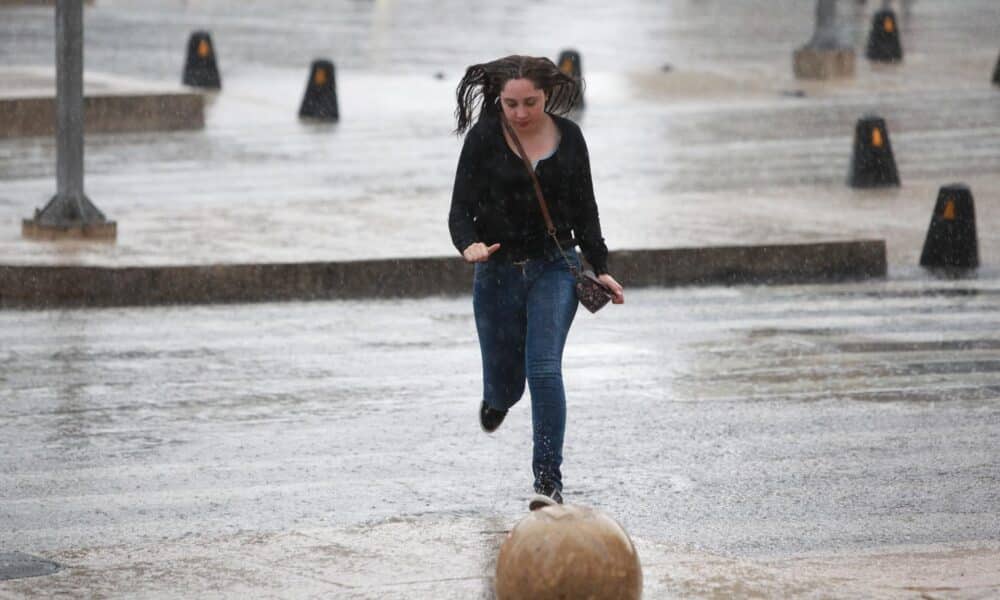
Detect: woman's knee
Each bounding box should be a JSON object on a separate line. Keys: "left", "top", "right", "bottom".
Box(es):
{"left": 526, "top": 358, "right": 563, "bottom": 385}
{"left": 486, "top": 378, "right": 526, "bottom": 408}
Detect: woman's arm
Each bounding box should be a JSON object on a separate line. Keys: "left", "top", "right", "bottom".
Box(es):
{"left": 448, "top": 131, "right": 483, "bottom": 255}
{"left": 570, "top": 127, "right": 623, "bottom": 303}
{"left": 571, "top": 132, "right": 609, "bottom": 275}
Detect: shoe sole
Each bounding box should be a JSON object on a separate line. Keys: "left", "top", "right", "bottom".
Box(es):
{"left": 528, "top": 494, "right": 558, "bottom": 511}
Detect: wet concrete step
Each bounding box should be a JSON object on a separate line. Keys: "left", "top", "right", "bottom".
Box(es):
{"left": 0, "top": 67, "right": 204, "bottom": 138}
{"left": 0, "top": 240, "right": 886, "bottom": 308}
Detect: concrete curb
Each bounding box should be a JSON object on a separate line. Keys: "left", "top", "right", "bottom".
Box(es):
{"left": 0, "top": 240, "right": 886, "bottom": 309}
{"left": 0, "top": 93, "right": 204, "bottom": 138}
{"left": 0, "top": 0, "right": 93, "bottom": 5}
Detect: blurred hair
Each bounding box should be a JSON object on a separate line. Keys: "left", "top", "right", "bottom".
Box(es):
{"left": 454, "top": 55, "right": 582, "bottom": 134}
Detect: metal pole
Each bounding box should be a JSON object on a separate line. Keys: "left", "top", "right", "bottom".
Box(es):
{"left": 807, "top": 0, "right": 845, "bottom": 50}
{"left": 794, "top": 0, "right": 855, "bottom": 79}
{"left": 24, "top": 0, "right": 114, "bottom": 239}
{"left": 55, "top": 0, "right": 85, "bottom": 208}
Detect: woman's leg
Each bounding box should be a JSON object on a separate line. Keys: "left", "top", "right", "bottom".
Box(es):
{"left": 524, "top": 255, "right": 579, "bottom": 493}
{"left": 473, "top": 262, "right": 528, "bottom": 411}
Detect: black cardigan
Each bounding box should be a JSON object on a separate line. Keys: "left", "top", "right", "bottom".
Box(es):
{"left": 448, "top": 112, "right": 609, "bottom": 274}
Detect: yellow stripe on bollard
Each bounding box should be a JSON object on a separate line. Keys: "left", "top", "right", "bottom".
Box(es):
{"left": 943, "top": 200, "right": 956, "bottom": 220}
{"left": 314, "top": 69, "right": 328, "bottom": 87}
{"left": 560, "top": 58, "right": 573, "bottom": 75}
{"left": 871, "top": 128, "right": 883, "bottom": 148}
{"left": 883, "top": 16, "right": 894, "bottom": 33}
{"left": 197, "top": 39, "right": 211, "bottom": 58}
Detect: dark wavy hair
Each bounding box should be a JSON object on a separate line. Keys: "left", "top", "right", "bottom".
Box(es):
{"left": 454, "top": 55, "right": 583, "bottom": 134}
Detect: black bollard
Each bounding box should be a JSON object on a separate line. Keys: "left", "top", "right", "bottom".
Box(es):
{"left": 848, "top": 116, "right": 900, "bottom": 188}
{"left": 920, "top": 184, "right": 979, "bottom": 270}
{"left": 866, "top": 9, "right": 903, "bottom": 62}
{"left": 182, "top": 31, "right": 221, "bottom": 89}
{"left": 299, "top": 60, "right": 339, "bottom": 121}
{"left": 557, "top": 49, "right": 584, "bottom": 109}
{"left": 993, "top": 50, "right": 1000, "bottom": 86}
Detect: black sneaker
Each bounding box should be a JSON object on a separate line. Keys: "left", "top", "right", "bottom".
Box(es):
{"left": 528, "top": 485, "right": 563, "bottom": 511}
{"left": 479, "top": 401, "right": 507, "bottom": 433}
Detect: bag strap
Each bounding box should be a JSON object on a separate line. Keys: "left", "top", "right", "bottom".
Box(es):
{"left": 500, "top": 113, "right": 580, "bottom": 275}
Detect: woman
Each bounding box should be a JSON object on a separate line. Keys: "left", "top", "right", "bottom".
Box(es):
{"left": 448, "top": 55, "right": 624, "bottom": 510}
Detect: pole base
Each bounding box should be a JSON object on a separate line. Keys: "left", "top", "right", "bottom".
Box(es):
{"left": 794, "top": 47, "right": 855, "bottom": 79}
{"left": 22, "top": 219, "right": 117, "bottom": 242}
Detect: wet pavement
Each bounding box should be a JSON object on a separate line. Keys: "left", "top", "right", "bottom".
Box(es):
{"left": 2, "top": 279, "right": 1000, "bottom": 597}
{"left": 2, "top": 0, "right": 1000, "bottom": 597}
{"left": 0, "top": 0, "right": 998, "bottom": 270}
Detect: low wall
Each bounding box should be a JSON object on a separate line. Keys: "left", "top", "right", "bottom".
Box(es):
{"left": 0, "top": 240, "right": 887, "bottom": 309}
{"left": 0, "top": 93, "right": 203, "bottom": 138}
{"left": 0, "top": 0, "right": 94, "bottom": 6}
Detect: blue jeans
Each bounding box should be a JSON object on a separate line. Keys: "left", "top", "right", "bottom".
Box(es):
{"left": 473, "top": 246, "right": 580, "bottom": 492}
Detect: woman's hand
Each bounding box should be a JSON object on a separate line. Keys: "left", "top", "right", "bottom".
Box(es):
{"left": 463, "top": 242, "right": 501, "bottom": 263}
{"left": 598, "top": 273, "right": 625, "bottom": 304}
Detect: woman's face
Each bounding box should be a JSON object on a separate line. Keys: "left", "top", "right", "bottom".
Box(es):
{"left": 500, "top": 78, "right": 547, "bottom": 132}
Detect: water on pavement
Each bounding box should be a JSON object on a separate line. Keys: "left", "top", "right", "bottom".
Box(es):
{"left": 0, "top": 0, "right": 997, "bottom": 269}
{"left": 2, "top": 279, "right": 1000, "bottom": 596}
